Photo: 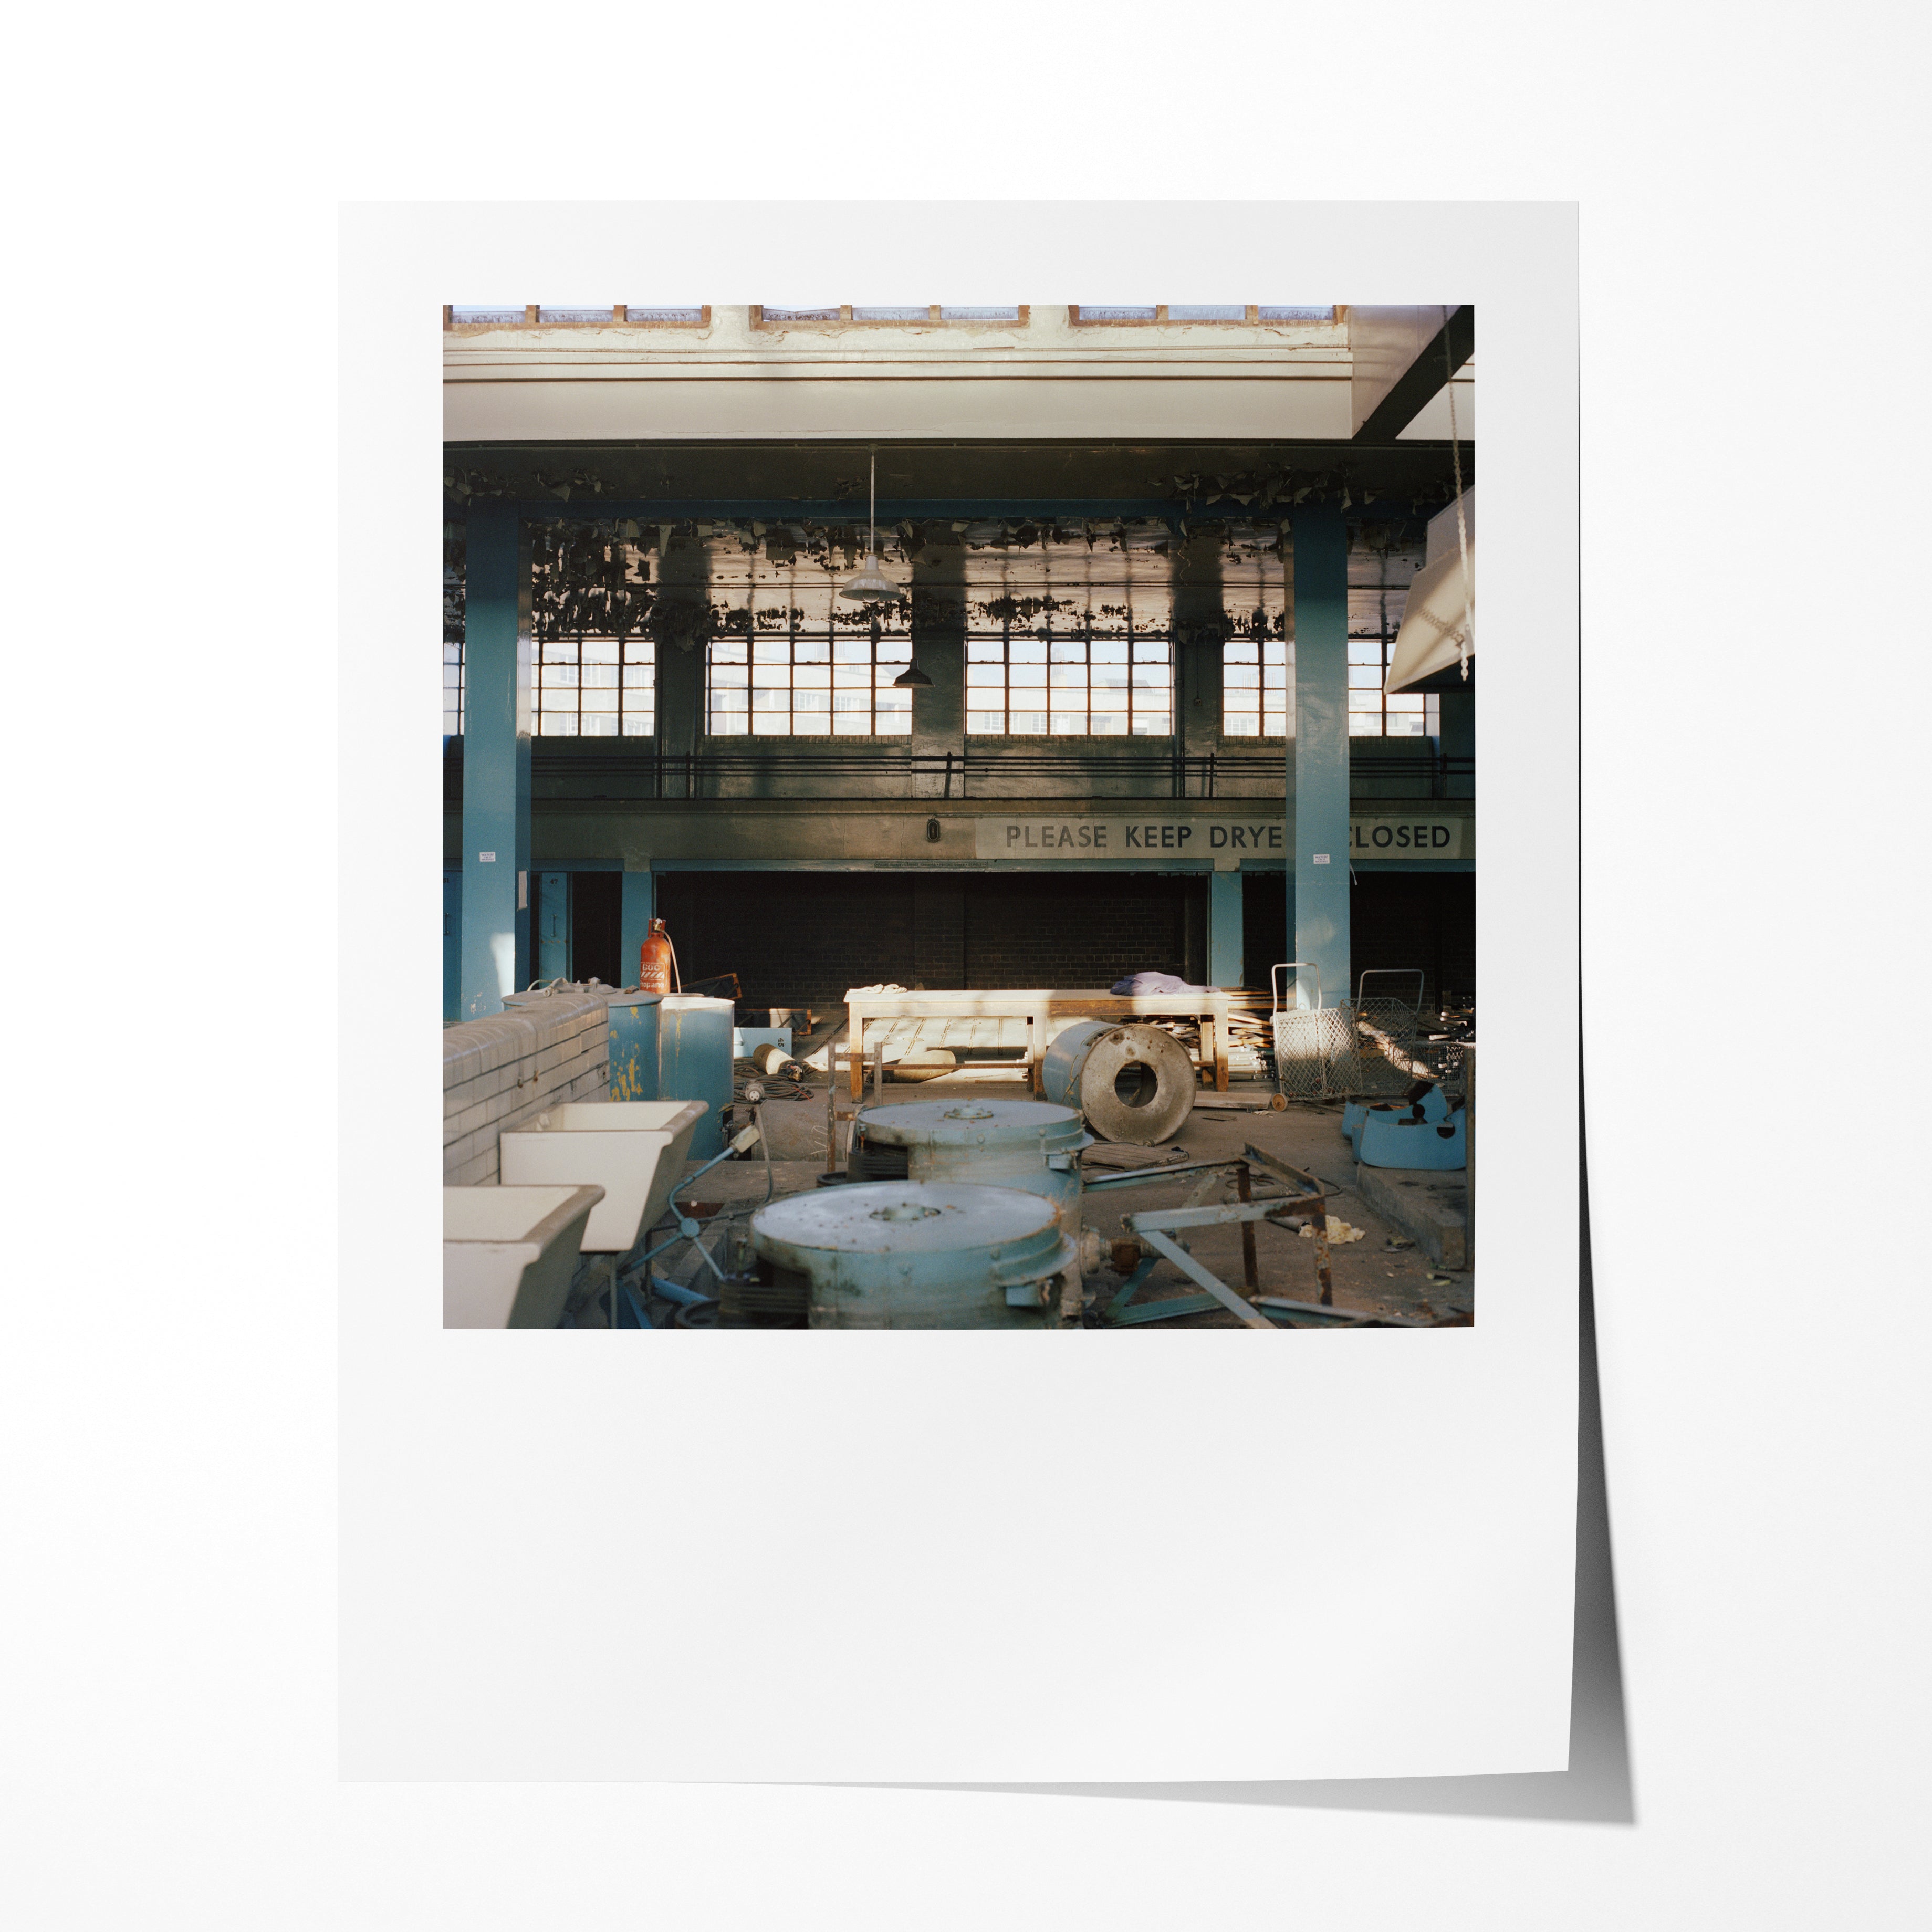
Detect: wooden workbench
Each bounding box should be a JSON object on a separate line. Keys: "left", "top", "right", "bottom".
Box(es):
{"left": 842, "top": 987, "right": 1238, "bottom": 1096}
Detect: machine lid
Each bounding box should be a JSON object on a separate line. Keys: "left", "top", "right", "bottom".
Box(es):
{"left": 856, "top": 1099, "right": 1087, "bottom": 1150}
{"left": 751, "top": 1181, "right": 1060, "bottom": 1255}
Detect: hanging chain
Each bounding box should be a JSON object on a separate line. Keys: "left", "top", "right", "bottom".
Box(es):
{"left": 1444, "top": 308, "right": 1473, "bottom": 681}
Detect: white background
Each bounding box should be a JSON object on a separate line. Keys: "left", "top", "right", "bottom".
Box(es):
{"left": 6, "top": 3, "right": 1926, "bottom": 1926}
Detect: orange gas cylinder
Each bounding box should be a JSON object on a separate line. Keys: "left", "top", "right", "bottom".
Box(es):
{"left": 638, "top": 917, "right": 675, "bottom": 994}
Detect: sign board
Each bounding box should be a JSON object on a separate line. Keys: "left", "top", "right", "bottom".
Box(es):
{"left": 973, "top": 814, "right": 1465, "bottom": 860}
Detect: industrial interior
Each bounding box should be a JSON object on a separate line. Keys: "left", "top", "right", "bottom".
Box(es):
{"left": 441, "top": 302, "right": 1476, "bottom": 1329}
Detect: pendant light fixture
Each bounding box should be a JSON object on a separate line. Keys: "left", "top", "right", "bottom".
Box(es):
{"left": 891, "top": 621, "right": 932, "bottom": 689}
{"left": 838, "top": 444, "right": 896, "bottom": 603}
{"left": 835, "top": 443, "right": 932, "bottom": 688}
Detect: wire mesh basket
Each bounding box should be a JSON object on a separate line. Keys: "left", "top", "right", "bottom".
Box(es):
{"left": 1411, "top": 1038, "right": 1468, "bottom": 1096}
{"left": 1271, "top": 1005, "right": 1358, "bottom": 1097}
{"left": 1270, "top": 966, "right": 1460, "bottom": 1099}
{"left": 1344, "top": 972, "right": 1429, "bottom": 1096}
{"left": 1349, "top": 999, "right": 1426, "bottom": 1094}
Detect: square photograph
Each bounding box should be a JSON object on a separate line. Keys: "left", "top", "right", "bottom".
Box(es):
{"left": 440, "top": 300, "right": 1478, "bottom": 1332}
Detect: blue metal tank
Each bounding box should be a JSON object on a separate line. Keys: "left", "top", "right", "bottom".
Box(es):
{"left": 657, "top": 993, "right": 735, "bottom": 1159}
{"left": 853, "top": 1100, "right": 1089, "bottom": 1225}
{"left": 749, "top": 1181, "right": 1079, "bottom": 1329}
{"left": 604, "top": 990, "right": 662, "bottom": 1104}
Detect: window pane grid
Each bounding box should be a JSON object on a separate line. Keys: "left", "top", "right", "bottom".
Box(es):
{"left": 1220, "top": 639, "right": 1291, "bottom": 737}
{"left": 707, "top": 627, "right": 913, "bottom": 736}
{"left": 535, "top": 636, "right": 656, "bottom": 737}
{"left": 1223, "top": 632, "right": 1442, "bottom": 739}
{"left": 963, "top": 625, "right": 1172, "bottom": 736}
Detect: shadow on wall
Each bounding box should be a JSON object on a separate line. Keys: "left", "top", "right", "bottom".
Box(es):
{"left": 653, "top": 871, "right": 1206, "bottom": 1008}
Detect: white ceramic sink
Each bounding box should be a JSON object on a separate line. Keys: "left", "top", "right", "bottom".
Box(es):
{"left": 443, "top": 1184, "right": 604, "bottom": 1329}
{"left": 497, "top": 1100, "right": 708, "bottom": 1255}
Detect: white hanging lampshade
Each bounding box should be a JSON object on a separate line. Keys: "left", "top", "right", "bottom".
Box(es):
{"left": 838, "top": 445, "right": 899, "bottom": 603}
{"left": 1385, "top": 486, "right": 1475, "bottom": 693}
{"left": 839, "top": 552, "right": 897, "bottom": 602}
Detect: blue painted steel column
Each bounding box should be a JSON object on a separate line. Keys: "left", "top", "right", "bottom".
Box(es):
{"left": 443, "top": 865, "right": 462, "bottom": 1021}
{"left": 620, "top": 866, "right": 655, "bottom": 991}
{"left": 1208, "top": 867, "right": 1243, "bottom": 988}
{"left": 1292, "top": 506, "right": 1349, "bottom": 1011}
{"left": 516, "top": 730, "right": 531, "bottom": 991}
{"left": 458, "top": 502, "right": 531, "bottom": 1018}
{"left": 536, "top": 871, "right": 570, "bottom": 983}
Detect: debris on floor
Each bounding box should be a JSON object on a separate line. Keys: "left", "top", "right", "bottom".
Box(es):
{"left": 1301, "top": 1217, "right": 1367, "bottom": 1244}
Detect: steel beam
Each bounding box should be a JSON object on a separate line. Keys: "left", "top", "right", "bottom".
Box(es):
{"left": 1351, "top": 306, "right": 1475, "bottom": 444}
{"left": 457, "top": 502, "right": 532, "bottom": 1017}
{"left": 1208, "top": 866, "right": 1243, "bottom": 988}
{"left": 1292, "top": 506, "right": 1349, "bottom": 1018}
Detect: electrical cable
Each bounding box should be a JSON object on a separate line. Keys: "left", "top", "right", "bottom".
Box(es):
{"left": 1443, "top": 305, "right": 1474, "bottom": 682}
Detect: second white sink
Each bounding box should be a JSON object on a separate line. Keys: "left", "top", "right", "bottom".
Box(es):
{"left": 498, "top": 1099, "right": 709, "bottom": 1255}
{"left": 443, "top": 1184, "right": 604, "bottom": 1329}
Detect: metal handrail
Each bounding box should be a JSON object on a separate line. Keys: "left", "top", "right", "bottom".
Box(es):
{"left": 445, "top": 743, "right": 1474, "bottom": 804}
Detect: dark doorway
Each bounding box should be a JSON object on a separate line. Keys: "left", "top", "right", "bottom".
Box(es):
{"left": 1242, "top": 869, "right": 1475, "bottom": 1011}
{"left": 570, "top": 870, "right": 622, "bottom": 987}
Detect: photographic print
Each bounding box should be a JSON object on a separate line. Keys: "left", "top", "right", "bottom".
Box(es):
{"left": 440, "top": 299, "right": 1479, "bottom": 1333}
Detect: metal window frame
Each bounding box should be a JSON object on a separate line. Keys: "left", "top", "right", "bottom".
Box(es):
{"left": 533, "top": 633, "right": 657, "bottom": 739}
{"left": 1069, "top": 305, "right": 1340, "bottom": 327}
{"left": 749, "top": 305, "right": 1031, "bottom": 329}
{"left": 442, "top": 304, "right": 712, "bottom": 331}
{"left": 707, "top": 614, "right": 913, "bottom": 739}
{"left": 1219, "top": 635, "right": 1291, "bottom": 740}
{"left": 965, "top": 614, "right": 1173, "bottom": 738}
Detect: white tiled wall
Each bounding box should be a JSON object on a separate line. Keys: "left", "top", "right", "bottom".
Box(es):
{"left": 442, "top": 986, "right": 611, "bottom": 1186}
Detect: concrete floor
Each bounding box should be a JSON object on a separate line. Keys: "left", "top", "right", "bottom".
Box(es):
{"left": 661, "top": 1056, "right": 1475, "bottom": 1328}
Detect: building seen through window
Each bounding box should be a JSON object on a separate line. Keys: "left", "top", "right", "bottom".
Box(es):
{"left": 1350, "top": 631, "right": 1434, "bottom": 736}
{"left": 535, "top": 635, "right": 655, "bottom": 736}
{"left": 707, "top": 621, "right": 913, "bottom": 736}
{"left": 966, "top": 627, "right": 1172, "bottom": 736}
{"left": 1222, "top": 638, "right": 1290, "bottom": 737}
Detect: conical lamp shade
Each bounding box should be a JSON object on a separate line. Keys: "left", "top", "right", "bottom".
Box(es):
{"left": 892, "top": 660, "right": 933, "bottom": 688}
{"left": 838, "top": 552, "right": 897, "bottom": 602}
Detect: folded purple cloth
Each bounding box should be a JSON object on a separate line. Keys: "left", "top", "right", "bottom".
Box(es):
{"left": 1110, "top": 972, "right": 1204, "bottom": 995}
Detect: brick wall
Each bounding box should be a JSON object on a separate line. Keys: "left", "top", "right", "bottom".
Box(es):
{"left": 963, "top": 873, "right": 1197, "bottom": 989}
{"left": 1351, "top": 872, "right": 1476, "bottom": 1011}
{"left": 442, "top": 985, "right": 610, "bottom": 1186}
{"left": 1241, "top": 871, "right": 1475, "bottom": 1010}
{"left": 656, "top": 872, "right": 916, "bottom": 1010}
{"left": 655, "top": 870, "right": 1205, "bottom": 1004}
{"left": 911, "top": 877, "right": 965, "bottom": 988}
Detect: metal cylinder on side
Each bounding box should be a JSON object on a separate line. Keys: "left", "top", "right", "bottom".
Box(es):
{"left": 605, "top": 990, "right": 662, "bottom": 1104}
{"left": 1041, "top": 1020, "right": 1196, "bottom": 1145}
{"left": 658, "top": 993, "right": 735, "bottom": 1159}
{"left": 750, "top": 1182, "right": 1078, "bottom": 1329}
{"left": 853, "top": 1100, "right": 1089, "bottom": 1224}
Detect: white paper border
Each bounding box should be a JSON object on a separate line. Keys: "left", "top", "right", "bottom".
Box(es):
{"left": 339, "top": 200, "right": 1578, "bottom": 1781}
